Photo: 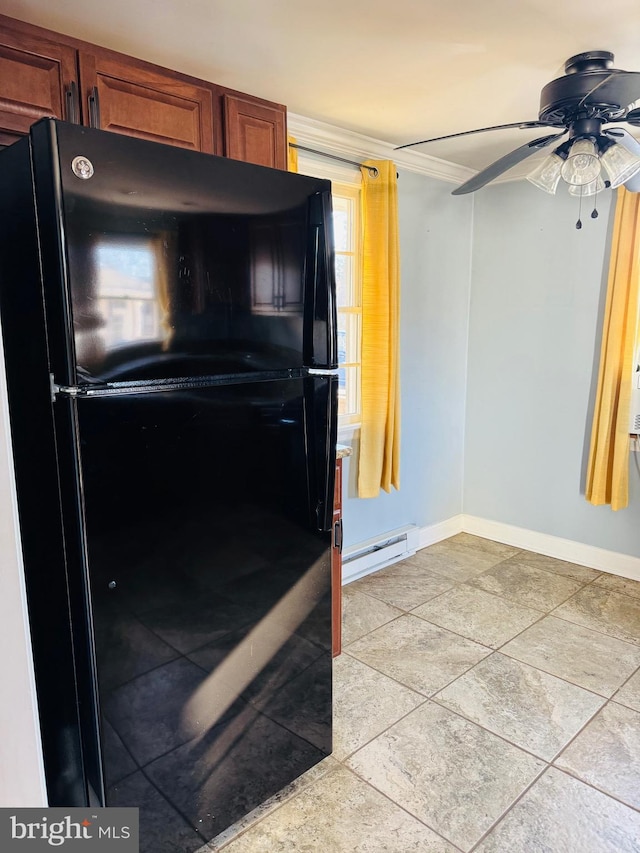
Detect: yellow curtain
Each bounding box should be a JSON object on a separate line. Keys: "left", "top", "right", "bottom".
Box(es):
{"left": 357, "top": 160, "right": 401, "bottom": 498}
{"left": 586, "top": 187, "right": 640, "bottom": 510}
{"left": 288, "top": 135, "right": 298, "bottom": 173}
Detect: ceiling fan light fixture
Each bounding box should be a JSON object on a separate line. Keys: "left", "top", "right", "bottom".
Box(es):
{"left": 567, "top": 176, "right": 606, "bottom": 196}
{"left": 526, "top": 153, "right": 564, "bottom": 194}
{"left": 599, "top": 141, "right": 640, "bottom": 188}
{"left": 560, "top": 138, "right": 601, "bottom": 186}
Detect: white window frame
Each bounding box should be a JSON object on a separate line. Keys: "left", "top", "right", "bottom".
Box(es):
{"left": 332, "top": 181, "right": 362, "bottom": 429}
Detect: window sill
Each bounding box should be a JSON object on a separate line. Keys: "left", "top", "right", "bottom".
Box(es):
{"left": 337, "top": 422, "right": 360, "bottom": 447}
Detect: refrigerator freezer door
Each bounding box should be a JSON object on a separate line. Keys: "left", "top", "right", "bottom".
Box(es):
{"left": 74, "top": 376, "right": 333, "bottom": 850}
{"left": 31, "top": 120, "right": 335, "bottom": 387}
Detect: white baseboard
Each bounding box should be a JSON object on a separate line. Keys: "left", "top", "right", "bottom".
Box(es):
{"left": 342, "top": 513, "right": 640, "bottom": 584}
{"left": 461, "top": 514, "right": 640, "bottom": 582}
{"left": 417, "top": 515, "right": 465, "bottom": 550}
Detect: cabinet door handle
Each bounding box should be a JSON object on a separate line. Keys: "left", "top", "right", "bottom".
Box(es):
{"left": 88, "top": 86, "right": 101, "bottom": 129}
{"left": 334, "top": 519, "right": 343, "bottom": 553}
{"left": 65, "top": 81, "right": 80, "bottom": 124}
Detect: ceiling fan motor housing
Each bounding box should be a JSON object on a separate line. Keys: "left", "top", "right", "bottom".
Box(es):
{"left": 539, "top": 52, "right": 633, "bottom": 125}
{"left": 564, "top": 51, "right": 614, "bottom": 74}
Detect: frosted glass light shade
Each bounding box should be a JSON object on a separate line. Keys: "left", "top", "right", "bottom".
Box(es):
{"left": 526, "top": 153, "right": 563, "bottom": 194}
{"left": 600, "top": 142, "right": 640, "bottom": 188}
{"left": 568, "top": 176, "right": 606, "bottom": 196}
{"left": 561, "top": 138, "right": 601, "bottom": 186}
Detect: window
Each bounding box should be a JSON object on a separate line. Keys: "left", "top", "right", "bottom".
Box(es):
{"left": 332, "top": 181, "right": 362, "bottom": 428}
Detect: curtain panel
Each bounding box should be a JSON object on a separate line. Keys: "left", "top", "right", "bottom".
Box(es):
{"left": 586, "top": 187, "right": 640, "bottom": 510}
{"left": 357, "top": 159, "right": 401, "bottom": 498}
{"left": 287, "top": 136, "right": 298, "bottom": 173}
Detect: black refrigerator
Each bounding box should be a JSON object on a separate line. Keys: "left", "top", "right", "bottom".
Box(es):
{"left": 0, "top": 119, "right": 337, "bottom": 851}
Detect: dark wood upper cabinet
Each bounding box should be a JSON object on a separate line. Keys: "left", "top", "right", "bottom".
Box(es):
{"left": 77, "top": 51, "right": 216, "bottom": 154}
{"left": 224, "top": 93, "right": 287, "bottom": 170}
{"left": 0, "top": 26, "right": 79, "bottom": 146}
{"left": 0, "top": 15, "right": 287, "bottom": 167}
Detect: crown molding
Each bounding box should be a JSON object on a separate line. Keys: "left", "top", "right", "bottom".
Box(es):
{"left": 287, "top": 113, "right": 476, "bottom": 185}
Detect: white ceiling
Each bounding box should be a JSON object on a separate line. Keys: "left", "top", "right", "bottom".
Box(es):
{"left": 4, "top": 0, "right": 640, "bottom": 177}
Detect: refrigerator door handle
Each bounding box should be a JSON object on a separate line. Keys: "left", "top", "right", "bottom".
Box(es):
{"left": 307, "top": 375, "right": 338, "bottom": 532}
{"left": 304, "top": 191, "right": 338, "bottom": 370}
{"left": 322, "top": 188, "right": 338, "bottom": 369}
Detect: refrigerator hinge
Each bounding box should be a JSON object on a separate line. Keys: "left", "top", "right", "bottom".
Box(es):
{"left": 305, "top": 368, "right": 339, "bottom": 377}
{"left": 50, "top": 374, "right": 79, "bottom": 401}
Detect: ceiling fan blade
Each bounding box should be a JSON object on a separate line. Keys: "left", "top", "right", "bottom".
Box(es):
{"left": 394, "top": 121, "right": 554, "bottom": 151}
{"left": 451, "top": 131, "right": 567, "bottom": 195}
{"left": 609, "top": 107, "right": 640, "bottom": 127}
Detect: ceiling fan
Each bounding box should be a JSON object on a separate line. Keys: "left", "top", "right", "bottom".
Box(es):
{"left": 396, "top": 51, "right": 640, "bottom": 197}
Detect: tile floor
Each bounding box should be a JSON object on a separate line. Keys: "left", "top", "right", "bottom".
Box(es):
{"left": 202, "top": 533, "right": 640, "bottom": 853}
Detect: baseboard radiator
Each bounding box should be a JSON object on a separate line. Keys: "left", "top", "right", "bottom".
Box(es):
{"left": 342, "top": 524, "right": 420, "bottom": 584}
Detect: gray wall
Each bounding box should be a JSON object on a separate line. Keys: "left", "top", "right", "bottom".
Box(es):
{"left": 464, "top": 180, "right": 640, "bottom": 556}
{"left": 342, "top": 169, "right": 473, "bottom": 546}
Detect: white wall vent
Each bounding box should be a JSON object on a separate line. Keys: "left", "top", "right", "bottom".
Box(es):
{"left": 342, "top": 524, "right": 419, "bottom": 584}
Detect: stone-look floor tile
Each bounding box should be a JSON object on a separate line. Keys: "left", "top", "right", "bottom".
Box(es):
{"left": 614, "top": 669, "right": 640, "bottom": 712}
{"left": 593, "top": 572, "right": 640, "bottom": 600}
{"left": 500, "top": 616, "right": 640, "bottom": 696}
{"left": 445, "top": 532, "right": 521, "bottom": 559}
{"left": 435, "top": 653, "right": 604, "bottom": 761}
{"left": 410, "top": 544, "right": 506, "bottom": 583}
{"left": 350, "top": 558, "right": 455, "bottom": 611}
{"left": 555, "top": 702, "right": 640, "bottom": 810}
{"left": 413, "top": 586, "right": 541, "bottom": 649}
{"left": 475, "top": 767, "right": 640, "bottom": 853}
{"left": 347, "top": 615, "right": 490, "bottom": 696}
{"left": 341, "top": 587, "right": 403, "bottom": 646}
{"left": 201, "top": 758, "right": 340, "bottom": 851}
{"left": 209, "top": 766, "right": 460, "bottom": 853}
{"left": 469, "top": 561, "right": 582, "bottom": 612}
{"left": 347, "top": 702, "right": 544, "bottom": 852}
{"left": 333, "top": 654, "right": 425, "bottom": 760}
{"left": 505, "top": 551, "right": 601, "bottom": 584}
{"left": 553, "top": 586, "right": 640, "bottom": 646}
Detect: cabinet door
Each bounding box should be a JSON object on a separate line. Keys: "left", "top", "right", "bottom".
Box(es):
{"left": 78, "top": 51, "right": 216, "bottom": 153}
{"left": 224, "top": 93, "right": 286, "bottom": 170}
{"left": 0, "top": 26, "right": 79, "bottom": 146}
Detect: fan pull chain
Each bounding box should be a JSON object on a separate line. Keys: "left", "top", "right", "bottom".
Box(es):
{"left": 591, "top": 184, "right": 599, "bottom": 219}
{"left": 576, "top": 188, "right": 583, "bottom": 230}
